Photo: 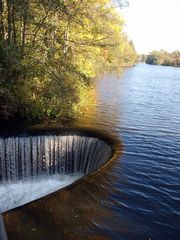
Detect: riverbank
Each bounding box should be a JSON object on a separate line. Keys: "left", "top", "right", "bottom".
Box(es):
{"left": 145, "top": 50, "right": 180, "bottom": 67}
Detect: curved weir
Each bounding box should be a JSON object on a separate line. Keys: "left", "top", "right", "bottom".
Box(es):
{"left": 0, "top": 130, "right": 114, "bottom": 213}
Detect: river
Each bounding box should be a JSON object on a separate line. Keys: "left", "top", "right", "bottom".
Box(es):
{"left": 4, "top": 63, "right": 180, "bottom": 240}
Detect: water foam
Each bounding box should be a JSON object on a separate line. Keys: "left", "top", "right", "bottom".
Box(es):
{"left": 0, "top": 173, "right": 83, "bottom": 213}
{"left": 0, "top": 133, "right": 112, "bottom": 212}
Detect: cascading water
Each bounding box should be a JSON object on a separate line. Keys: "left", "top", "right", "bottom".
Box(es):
{"left": 0, "top": 132, "right": 112, "bottom": 213}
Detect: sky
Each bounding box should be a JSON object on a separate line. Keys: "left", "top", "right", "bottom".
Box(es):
{"left": 121, "top": 0, "right": 180, "bottom": 54}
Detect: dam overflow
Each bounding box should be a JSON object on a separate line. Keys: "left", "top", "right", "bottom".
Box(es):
{"left": 0, "top": 134, "right": 112, "bottom": 182}
{"left": 0, "top": 132, "right": 113, "bottom": 213}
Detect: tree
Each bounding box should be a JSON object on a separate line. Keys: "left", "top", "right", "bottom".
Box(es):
{"left": 146, "top": 50, "right": 180, "bottom": 67}
{"left": 0, "top": 0, "right": 137, "bottom": 122}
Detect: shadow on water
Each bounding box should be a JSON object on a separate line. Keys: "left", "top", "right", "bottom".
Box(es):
{"left": 4, "top": 167, "right": 121, "bottom": 240}
{"left": 1, "top": 127, "right": 123, "bottom": 240}
{"left": 2, "top": 64, "right": 180, "bottom": 240}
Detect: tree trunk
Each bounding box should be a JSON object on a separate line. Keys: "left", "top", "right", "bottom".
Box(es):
{"left": 7, "top": 0, "right": 13, "bottom": 44}
{"left": 12, "top": 1, "right": 16, "bottom": 44}
{"left": 0, "top": 0, "right": 4, "bottom": 40}
{"left": 63, "top": 28, "right": 69, "bottom": 54}
{"left": 21, "top": 0, "right": 27, "bottom": 53}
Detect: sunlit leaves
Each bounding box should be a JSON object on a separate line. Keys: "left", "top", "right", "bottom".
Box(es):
{"left": 0, "top": 0, "right": 136, "bottom": 121}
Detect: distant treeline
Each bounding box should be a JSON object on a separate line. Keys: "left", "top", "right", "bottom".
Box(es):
{"left": 141, "top": 51, "right": 180, "bottom": 67}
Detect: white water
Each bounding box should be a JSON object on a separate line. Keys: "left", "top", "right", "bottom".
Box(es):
{"left": 0, "top": 134, "right": 112, "bottom": 213}
{"left": 0, "top": 173, "right": 83, "bottom": 213}
{"left": 0, "top": 135, "right": 112, "bottom": 181}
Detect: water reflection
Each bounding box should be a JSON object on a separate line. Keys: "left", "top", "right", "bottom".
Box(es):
{"left": 3, "top": 64, "right": 180, "bottom": 239}
{"left": 68, "top": 85, "right": 121, "bottom": 138}
{"left": 4, "top": 164, "right": 120, "bottom": 240}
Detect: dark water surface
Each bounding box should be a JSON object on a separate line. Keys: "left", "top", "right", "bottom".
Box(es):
{"left": 4, "top": 64, "right": 180, "bottom": 240}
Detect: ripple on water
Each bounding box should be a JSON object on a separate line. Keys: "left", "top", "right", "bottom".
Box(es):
{"left": 3, "top": 64, "right": 180, "bottom": 240}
